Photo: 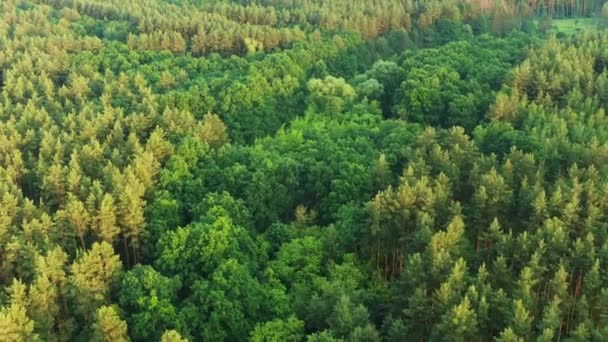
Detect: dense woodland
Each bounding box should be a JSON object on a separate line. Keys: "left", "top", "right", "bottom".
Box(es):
{"left": 2, "top": 0, "right": 608, "bottom": 341}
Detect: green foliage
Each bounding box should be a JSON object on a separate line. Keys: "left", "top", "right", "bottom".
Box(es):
{"left": 393, "top": 33, "right": 533, "bottom": 130}
{"left": 307, "top": 76, "right": 357, "bottom": 115}
{"left": 115, "top": 265, "right": 182, "bottom": 341}
{"left": 91, "top": 305, "right": 129, "bottom": 342}
{"left": 2, "top": 1, "right": 608, "bottom": 341}
{"left": 160, "top": 330, "right": 188, "bottom": 342}
{"left": 249, "top": 316, "right": 305, "bottom": 342}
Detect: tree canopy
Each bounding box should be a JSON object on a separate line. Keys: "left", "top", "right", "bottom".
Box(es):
{"left": 1, "top": 0, "right": 608, "bottom": 341}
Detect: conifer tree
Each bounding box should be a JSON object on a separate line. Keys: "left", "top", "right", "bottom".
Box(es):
{"left": 70, "top": 242, "right": 122, "bottom": 318}
{"left": 96, "top": 193, "right": 120, "bottom": 244}
{"left": 0, "top": 280, "right": 38, "bottom": 342}
{"left": 91, "top": 306, "right": 129, "bottom": 342}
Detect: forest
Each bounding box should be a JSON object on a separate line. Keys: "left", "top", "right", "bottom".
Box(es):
{"left": 2, "top": 0, "right": 608, "bottom": 341}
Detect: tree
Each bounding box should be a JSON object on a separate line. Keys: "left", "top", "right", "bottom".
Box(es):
{"left": 434, "top": 296, "right": 479, "bottom": 341}
{"left": 91, "top": 306, "right": 129, "bottom": 342}
{"left": 306, "top": 331, "right": 343, "bottom": 342}
{"left": 95, "top": 194, "right": 120, "bottom": 244}
{"left": 67, "top": 152, "right": 83, "bottom": 195}
{"left": 61, "top": 195, "right": 91, "bottom": 249}
{"left": 364, "top": 60, "right": 405, "bottom": 115}
{"left": 0, "top": 280, "right": 39, "bottom": 342}
{"left": 307, "top": 76, "right": 357, "bottom": 114}
{"left": 70, "top": 242, "right": 122, "bottom": 318}
{"left": 119, "top": 180, "right": 146, "bottom": 264}
{"left": 537, "top": 298, "right": 562, "bottom": 342}
{"left": 510, "top": 300, "right": 532, "bottom": 339}
{"left": 29, "top": 273, "right": 60, "bottom": 340}
{"left": 180, "top": 259, "right": 267, "bottom": 341}
{"left": 161, "top": 330, "right": 188, "bottom": 342}
{"left": 271, "top": 235, "right": 323, "bottom": 287}
{"left": 371, "top": 153, "right": 391, "bottom": 192}
{"left": 116, "top": 265, "right": 181, "bottom": 341}
{"left": 249, "top": 316, "right": 304, "bottom": 342}
{"left": 327, "top": 295, "right": 373, "bottom": 338}
{"left": 394, "top": 66, "right": 460, "bottom": 126}
{"left": 198, "top": 113, "right": 229, "bottom": 149}
{"left": 42, "top": 161, "right": 66, "bottom": 209}
{"left": 355, "top": 79, "right": 384, "bottom": 102}
{"left": 349, "top": 325, "right": 381, "bottom": 342}
{"left": 495, "top": 328, "right": 524, "bottom": 342}
{"left": 429, "top": 216, "right": 467, "bottom": 278}
{"left": 156, "top": 212, "right": 258, "bottom": 285}
{"left": 30, "top": 246, "right": 69, "bottom": 338}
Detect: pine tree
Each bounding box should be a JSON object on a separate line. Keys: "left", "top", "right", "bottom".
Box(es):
{"left": 0, "top": 280, "right": 39, "bottom": 342}
{"left": 435, "top": 295, "right": 479, "bottom": 341}
{"left": 429, "top": 215, "right": 466, "bottom": 277}
{"left": 62, "top": 195, "right": 90, "bottom": 249}
{"left": 96, "top": 193, "right": 120, "bottom": 244}
{"left": 511, "top": 299, "right": 532, "bottom": 339}
{"left": 118, "top": 181, "right": 146, "bottom": 264}
{"left": 70, "top": 242, "right": 122, "bottom": 319}
{"left": 91, "top": 306, "right": 129, "bottom": 342}
{"left": 537, "top": 298, "right": 562, "bottom": 342}
{"left": 435, "top": 258, "right": 468, "bottom": 313}
{"left": 42, "top": 161, "right": 66, "bottom": 208}
{"left": 495, "top": 327, "right": 524, "bottom": 342}
{"left": 29, "top": 274, "right": 59, "bottom": 340}
{"left": 67, "top": 152, "right": 83, "bottom": 195}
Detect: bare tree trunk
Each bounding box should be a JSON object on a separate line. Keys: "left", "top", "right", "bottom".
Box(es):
{"left": 122, "top": 235, "right": 130, "bottom": 267}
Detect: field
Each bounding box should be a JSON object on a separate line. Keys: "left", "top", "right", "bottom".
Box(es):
{"left": 543, "top": 17, "right": 600, "bottom": 34}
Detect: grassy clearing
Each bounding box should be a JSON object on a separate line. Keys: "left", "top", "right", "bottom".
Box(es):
{"left": 541, "top": 17, "right": 600, "bottom": 34}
